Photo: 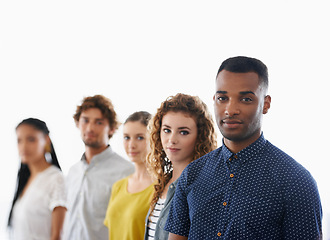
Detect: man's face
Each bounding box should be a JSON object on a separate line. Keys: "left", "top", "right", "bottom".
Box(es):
{"left": 213, "top": 70, "right": 271, "bottom": 146}
{"left": 77, "top": 108, "right": 113, "bottom": 149}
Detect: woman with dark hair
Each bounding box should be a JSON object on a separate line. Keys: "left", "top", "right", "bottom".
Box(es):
{"left": 104, "top": 111, "right": 154, "bottom": 240}
{"left": 144, "top": 93, "right": 217, "bottom": 240}
{"left": 8, "top": 118, "right": 66, "bottom": 240}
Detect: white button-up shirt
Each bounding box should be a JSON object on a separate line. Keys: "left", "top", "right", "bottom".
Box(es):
{"left": 63, "top": 146, "right": 134, "bottom": 240}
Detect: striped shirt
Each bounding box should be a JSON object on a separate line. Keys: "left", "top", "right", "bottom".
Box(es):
{"left": 146, "top": 197, "right": 166, "bottom": 240}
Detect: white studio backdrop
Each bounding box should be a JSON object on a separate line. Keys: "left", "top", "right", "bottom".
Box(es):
{"left": 1, "top": 1, "right": 329, "bottom": 239}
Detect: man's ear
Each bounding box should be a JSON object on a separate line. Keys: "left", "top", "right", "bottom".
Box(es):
{"left": 263, "top": 95, "right": 271, "bottom": 114}
{"left": 108, "top": 128, "right": 116, "bottom": 137}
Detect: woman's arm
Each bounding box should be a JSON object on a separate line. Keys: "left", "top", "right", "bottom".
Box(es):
{"left": 51, "top": 206, "right": 66, "bottom": 240}
{"left": 168, "top": 233, "right": 188, "bottom": 240}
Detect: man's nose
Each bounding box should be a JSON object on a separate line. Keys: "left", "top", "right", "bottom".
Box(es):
{"left": 225, "top": 100, "right": 240, "bottom": 117}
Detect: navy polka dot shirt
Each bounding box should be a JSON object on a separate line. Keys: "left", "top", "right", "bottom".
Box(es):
{"left": 165, "top": 134, "right": 322, "bottom": 239}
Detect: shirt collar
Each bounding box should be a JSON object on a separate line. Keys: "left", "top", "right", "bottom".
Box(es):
{"left": 164, "top": 178, "right": 180, "bottom": 206}
{"left": 170, "top": 178, "right": 179, "bottom": 188}
{"left": 81, "top": 145, "right": 114, "bottom": 165}
{"left": 221, "top": 133, "right": 267, "bottom": 164}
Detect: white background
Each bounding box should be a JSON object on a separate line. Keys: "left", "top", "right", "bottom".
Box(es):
{"left": 0, "top": 1, "right": 329, "bottom": 239}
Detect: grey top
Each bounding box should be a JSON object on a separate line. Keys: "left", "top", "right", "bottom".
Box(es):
{"left": 144, "top": 179, "right": 178, "bottom": 240}
{"left": 63, "top": 146, "right": 134, "bottom": 240}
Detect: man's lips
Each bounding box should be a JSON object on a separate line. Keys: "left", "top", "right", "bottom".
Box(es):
{"left": 85, "top": 133, "right": 96, "bottom": 138}
{"left": 221, "top": 119, "right": 243, "bottom": 128}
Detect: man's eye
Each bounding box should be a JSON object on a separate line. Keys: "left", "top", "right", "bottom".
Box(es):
{"left": 242, "top": 97, "right": 253, "bottom": 102}
{"left": 137, "top": 136, "right": 145, "bottom": 140}
{"left": 124, "top": 136, "right": 130, "bottom": 140}
{"left": 217, "top": 96, "right": 227, "bottom": 101}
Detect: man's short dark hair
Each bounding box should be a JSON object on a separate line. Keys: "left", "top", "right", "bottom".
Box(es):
{"left": 216, "top": 56, "right": 268, "bottom": 91}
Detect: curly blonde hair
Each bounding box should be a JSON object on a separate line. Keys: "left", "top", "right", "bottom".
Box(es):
{"left": 146, "top": 93, "right": 217, "bottom": 213}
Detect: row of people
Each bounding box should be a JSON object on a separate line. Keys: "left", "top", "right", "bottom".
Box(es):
{"left": 65, "top": 93, "right": 217, "bottom": 240}
{"left": 8, "top": 56, "right": 323, "bottom": 240}
{"left": 8, "top": 92, "right": 215, "bottom": 240}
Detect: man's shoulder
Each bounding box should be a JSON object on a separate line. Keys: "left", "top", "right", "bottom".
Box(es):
{"left": 106, "top": 151, "right": 134, "bottom": 169}
{"left": 187, "top": 147, "right": 222, "bottom": 170}
{"left": 67, "top": 160, "right": 84, "bottom": 174}
{"left": 264, "top": 141, "right": 304, "bottom": 169}
{"left": 180, "top": 147, "right": 222, "bottom": 184}
{"left": 102, "top": 151, "right": 135, "bottom": 179}
{"left": 264, "top": 141, "right": 315, "bottom": 182}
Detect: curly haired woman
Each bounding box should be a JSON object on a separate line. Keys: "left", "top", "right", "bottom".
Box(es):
{"left": 144, "top": 93, "right": 217, "bottom": 240}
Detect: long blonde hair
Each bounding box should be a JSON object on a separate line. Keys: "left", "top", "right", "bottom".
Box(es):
{"left": 146, "top": 93, "right": 217, "bottom": 213}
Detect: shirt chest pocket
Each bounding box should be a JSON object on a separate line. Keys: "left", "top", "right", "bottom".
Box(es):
{"left": 156, "top": 217, "right": 170, "bottom": 240}
{"left": 231, "top": 192, "right": 283, "bottom": 228}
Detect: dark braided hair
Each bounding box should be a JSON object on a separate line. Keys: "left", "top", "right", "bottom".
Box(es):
{"left": 7, "top": 118, "right": 61, "bottom": 227}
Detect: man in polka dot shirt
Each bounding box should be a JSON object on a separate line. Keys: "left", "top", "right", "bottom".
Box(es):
{"left": 165, "top": 56, "right": 322, "bottom": 239}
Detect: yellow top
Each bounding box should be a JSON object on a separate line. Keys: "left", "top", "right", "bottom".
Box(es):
{"left": 104, "top": 176, "right": 154, "bottom": 240}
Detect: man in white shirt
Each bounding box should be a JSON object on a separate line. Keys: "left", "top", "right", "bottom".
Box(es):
{"left": 63, "top": 95, "right": 134, "bottom": 240}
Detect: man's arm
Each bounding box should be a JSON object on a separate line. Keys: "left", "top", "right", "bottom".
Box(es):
{"left": 282, "top": 170, "right": 322, "bottom": 239}
{"left": 168, "top": 233, "right": 188, "bottom": 240}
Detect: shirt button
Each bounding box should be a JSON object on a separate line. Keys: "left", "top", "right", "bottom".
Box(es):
{"left": 230, "top": 174, "right": 234, "bottom": 178}
{"left": 229, "top": 158, "right": 232, "bottom": 161}
{"left": 217, "top": 232, "right": 222, "bottom": 236}
{"left": 234, "top": 155, "right": 238, "bottom": 159}
{"left": 223, "top": 202, "right": 227, "bottom": 206}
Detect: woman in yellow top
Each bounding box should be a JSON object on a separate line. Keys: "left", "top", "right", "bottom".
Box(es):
{"left": 104, "top": 111, "right": 154, "bottom": 240}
